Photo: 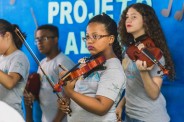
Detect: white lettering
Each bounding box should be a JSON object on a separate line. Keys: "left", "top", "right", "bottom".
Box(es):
{"left": 48, "top": 0, "right": 154, "bottom": 56}
{"left": 80, "top": 31, "right": 90, "bottom": 54}
{"left": 94, "top": 0, "right": 100, "bottom": 16}
{"left": 116, "top": 0, "right": 131, "bottom": 13}
{"left": 74, "top": 0, "right": 87, "bottom": 23}
{"left": 48, "top": 2, "right": 59, "bottom": 23}
{"left": 60, "top": 2, "right": 73, "bottom": 24}
{"left": 65, "top": 32, "right": 79, "bottom": 54}
{"left": 102, "top": 0, "right": 113, "bottom": 18}
{"left": 89, "top": 0, "right": 100, "bottom": 19}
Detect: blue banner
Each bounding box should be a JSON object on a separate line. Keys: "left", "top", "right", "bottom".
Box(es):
{"left": 1, "top": 0, "right": 184, "bottom": 121}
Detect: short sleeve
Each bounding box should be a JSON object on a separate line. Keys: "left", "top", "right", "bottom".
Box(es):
{"left": 96, "top": 68, "right": 126, "bottom": 101}
{"left": 9, "top": 54, "right": 30, "bottom": 81}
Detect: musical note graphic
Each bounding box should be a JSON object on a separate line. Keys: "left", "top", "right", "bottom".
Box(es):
{"left": 161, "top": 0, "right": 173, "bottom": 17}
{"left": 174, "top": 3, "right": 184, "bottom": 21}
{"left": 10, "top": 0, "right": 15, "bottom": 5}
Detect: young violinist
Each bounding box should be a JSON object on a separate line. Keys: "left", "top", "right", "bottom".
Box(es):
{"left": 23, "top": 24, "right": 75, "bottom": 122}
{"left": 0, "top": 19, "right": 30, "bottom": 117}
{"left": 57, "top": 13, "right": 126, "bottom": 122}
{"left": 116, "top": 3, "right": 175, "bottom": 122}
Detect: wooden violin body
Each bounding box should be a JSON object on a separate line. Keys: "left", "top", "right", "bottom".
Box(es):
{"left": 126, "top": 37, "right": 162, "bottom": 67}
{"left": 24, "top": 73, "right": 41, "bottom": 99}
{"left": 54, "top": 55, "right": 106, "bottom": 92}
{"left": 126, "top": 36, "right": 169, "bottom": 75}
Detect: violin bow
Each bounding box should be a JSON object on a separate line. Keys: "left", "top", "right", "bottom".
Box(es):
{"left": 15, "top": 28, "right": 62, "bottom": 99}
{"left": 15, "top": 28, "right": 74, "bottom": 116}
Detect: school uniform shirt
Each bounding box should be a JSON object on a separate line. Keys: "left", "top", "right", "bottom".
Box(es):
{"left": 67, "top": 58, "right": 126, "bottom": 122}
{"left": 38, "top": 52, "right": 75, "bottom": 122}
{"left": 0, "top": 50, "right": 30, "bottom": 116}
{"left": 124, "top": 54, "right": 170, "bottom": 122}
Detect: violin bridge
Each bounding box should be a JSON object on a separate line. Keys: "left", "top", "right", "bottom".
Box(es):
{"left": 78, "top": 57, "right": 89, "bottom": 64}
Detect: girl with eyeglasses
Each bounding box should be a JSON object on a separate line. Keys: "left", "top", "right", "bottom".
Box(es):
{"left": 57, "top": 13, "right": 126, "bottom": 122}
{"left": 116, "top": 3, "right": 175, "bottom": 122}
{"left": 0, "top": 19, "right": 30, "bottom": 117}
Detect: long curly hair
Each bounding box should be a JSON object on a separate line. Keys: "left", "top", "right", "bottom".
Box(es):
{"left": 118, "top": 3, "right": 175, "bottom": 80}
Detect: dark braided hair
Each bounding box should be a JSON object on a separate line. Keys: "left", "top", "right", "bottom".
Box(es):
{"left": 118, "top": 3, "right": 175, "bottom": 80}
{"left": 83, "top": 13, "right": 123, "bottom": 78}
{"left": 0, "top": 19, "right": 26, "bottom": 49}
{"left": 88, "top": 13, "right": 123, "bottom": 62}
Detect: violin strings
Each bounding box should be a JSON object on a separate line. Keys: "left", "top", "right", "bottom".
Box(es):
{"left": 15, "top": 28, "right": 40, "bottom": 65}
{"left": 15, "top": 28, "right": 73, "bottom": 116}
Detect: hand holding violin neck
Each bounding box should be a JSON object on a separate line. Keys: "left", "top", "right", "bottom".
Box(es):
{"left": 54, "top": 55, "right": 106, "bottom": 92}
{"left": 126, "top": 37, "right": 169, "bottom": 75}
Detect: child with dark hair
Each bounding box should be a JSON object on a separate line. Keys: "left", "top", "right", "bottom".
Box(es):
{"left": 0, "top": 19, "right": 30, "bottom": 117}
{"left": 58, "top": 13, "right": 126, "bottom": 122}
{"left": 116, "top": 3, "right": 175, "bottom": 122}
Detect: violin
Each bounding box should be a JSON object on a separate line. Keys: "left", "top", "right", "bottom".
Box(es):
{"left": 15, "top": 27, "right": 72, "bottom": 116}
{"left": 53, "top": 55, "right": 106, "bottom": 92}
{"left": 126, "top": 34, "right": 169, "bottom": 75}
{"left": 24, "top": 73, "right": 41, "bottom": 99}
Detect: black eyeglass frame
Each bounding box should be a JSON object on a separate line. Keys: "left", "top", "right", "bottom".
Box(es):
{"left": 34, "top": 36, "right": 55, "bottom": 44}
{"left": 82, "top": 34, "right": 110, "bottom": 42}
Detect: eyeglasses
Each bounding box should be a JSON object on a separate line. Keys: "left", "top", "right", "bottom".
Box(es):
{"left": 34, "top": 36, "right": 55, "bottom": 44}
{"left": 82, "top": 34, "right": 110, "bottom": 42}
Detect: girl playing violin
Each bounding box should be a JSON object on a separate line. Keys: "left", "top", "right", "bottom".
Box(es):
{"left": 0, "top": 19, "right": 30, "bottom": 117}
{"left": 116, "top": 3, "right": 175, "bottom": 122}
{"left": 58, "top": 13, "right": 126, "bottom": 122}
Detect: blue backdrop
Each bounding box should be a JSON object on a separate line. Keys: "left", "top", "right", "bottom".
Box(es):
{"left": 0, "top": 0, "right": 184, "bottom": 121}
